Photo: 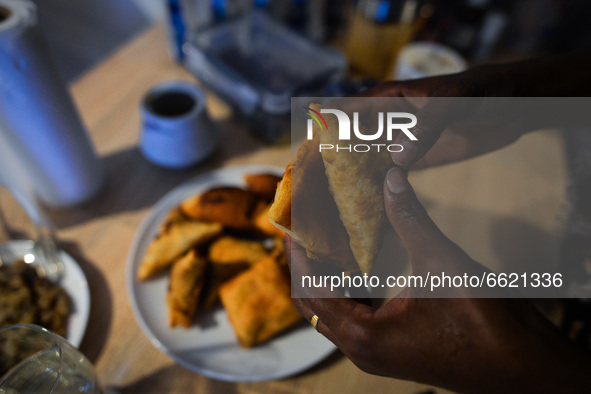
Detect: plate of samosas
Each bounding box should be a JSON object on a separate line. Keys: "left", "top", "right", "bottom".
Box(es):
{"left": 126, "top": 164, "right": 335, "bottom": 382}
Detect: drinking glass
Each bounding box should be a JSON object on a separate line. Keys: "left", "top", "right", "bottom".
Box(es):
{"left": 0, "top": 324, "right": 101, "bottom": 393}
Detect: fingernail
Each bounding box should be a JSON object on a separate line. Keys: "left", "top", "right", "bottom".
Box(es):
{"left": 391, "top": 141, "right": 418, "bottom": 167}
{"left": 386, "top": 167, "right": 408, "bottom": 194}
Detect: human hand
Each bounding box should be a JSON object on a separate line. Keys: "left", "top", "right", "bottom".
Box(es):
{"left": 287, "top": 167, "right": 591, "bottom": 393}
{"left": 353, "top": 64, "right": 534, "bottom": 170}
{"left": 330, "top": 52, "right": 591, "bottom": 170}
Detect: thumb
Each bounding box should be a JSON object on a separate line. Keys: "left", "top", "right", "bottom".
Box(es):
{"left": 383, "top": 167, "right": 457, "bottom": 271}
{"left": 390, "top": 105, "right": 445, "bottom": 169}
{"left": 391, "top": 95, "right": 479, "bottom": 169}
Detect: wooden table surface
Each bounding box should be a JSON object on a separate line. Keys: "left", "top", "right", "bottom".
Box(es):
{"left": 0, "top": 24, "right": 568, "bottom": 394}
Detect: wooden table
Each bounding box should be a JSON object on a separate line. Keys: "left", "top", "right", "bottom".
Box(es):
{"left": 0, "top": 24, "right": 568, "bottom": 393}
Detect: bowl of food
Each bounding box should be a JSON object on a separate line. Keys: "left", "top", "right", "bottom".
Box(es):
{"left": 126, "top": 164, "right": 335, "bottom": 382}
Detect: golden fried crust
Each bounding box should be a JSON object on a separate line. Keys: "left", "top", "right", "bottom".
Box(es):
{"left": 180, "top": 187, "right": 261, "bottom": 231}
{"left": 167, "top": 249, "right": 207, "bottom": 327}
{"left": 200, "top": 261, "right": 250, "bottom": 310}
{"left": 253, "top": 203, "right": 285, "bottom": 238}
{"left": 219, "top": 257, "right": 301, "bottom": 347}
{"left": 159, "top": 207, "right": 187, "bottom": 234}
{"left": 268, "top": 135, "right": 358, "bottom": 271}
{"left": 202, "top": 235, "right": 267, "bottom": 308}
{"left": 137, "top": 221, "right": 222, "bottom": 281}
{"left": 244, "top": 173, "right": 282, "bottom": 201}
{"left": 314, "top": 103, "right": 390, "bottom": 274}
{"left": 208, "top": 236, "right": 269, "bottom": 265}
{"left": 267, "top": 164, "right": 291, "bottom": 233}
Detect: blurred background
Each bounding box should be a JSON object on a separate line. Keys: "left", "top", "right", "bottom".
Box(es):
{"left": 0, "top": 1, "right": 588, "bottom": 389}
{"left": 34, "top": 0, "right": 591, "bottom": 83}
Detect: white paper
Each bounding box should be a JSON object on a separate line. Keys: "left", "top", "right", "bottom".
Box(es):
{"left": 0, "top": 0, "right": 104, "bottom": 207}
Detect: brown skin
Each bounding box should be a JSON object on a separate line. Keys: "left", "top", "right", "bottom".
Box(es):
{"left": 288, "top": 52, "right": 591, "bottom": 392}
{"left": 287, "top": 168, "right": 591, "bottom": 393}
{"left": 351, "top": 64, "right": 521, "bottom": 170}
{"left": 344, "top": 51, "right": 591, "bottom": 170}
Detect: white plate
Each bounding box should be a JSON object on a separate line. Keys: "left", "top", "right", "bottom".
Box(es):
{"left": 1, "top": 240, "right": 90, "bottom": 347}
{"left": 126, "top": 164, "right": 336, "bottom": 382}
